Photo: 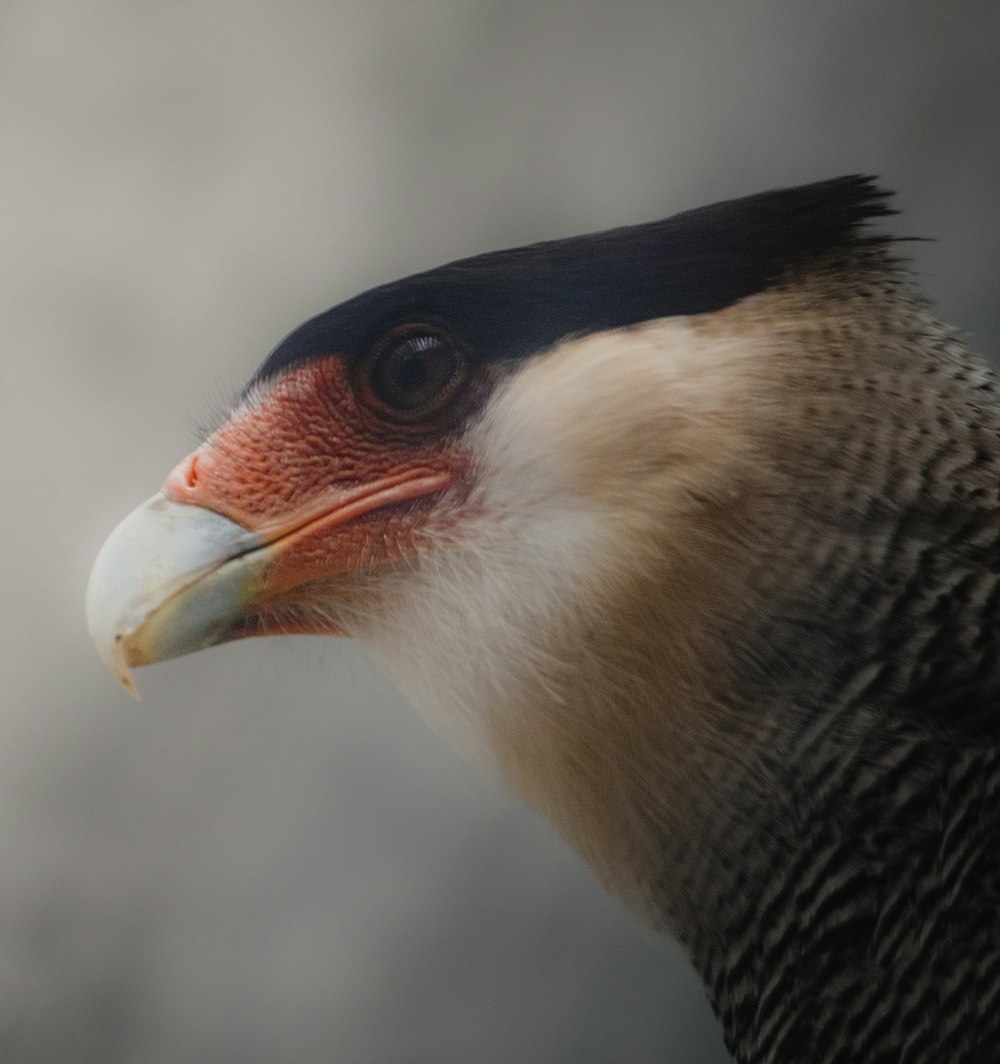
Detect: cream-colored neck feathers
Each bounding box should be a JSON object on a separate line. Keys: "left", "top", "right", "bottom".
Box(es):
{"left": 361, "top": 261, "right": 974, "bottom": 924}
{"left": 362, "top": 303, "right": 796, "bottom": 916}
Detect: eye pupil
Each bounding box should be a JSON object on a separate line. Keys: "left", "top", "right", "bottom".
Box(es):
{"left": 367, "top": 329, "right": 466, "bottom": 420}
{"left": 394, "top": 347, "right": 430, "bottom": 397}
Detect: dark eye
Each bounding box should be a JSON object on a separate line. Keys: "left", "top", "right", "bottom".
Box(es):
{"left": 364, "top": 327, "right": 467, "bottom": 421}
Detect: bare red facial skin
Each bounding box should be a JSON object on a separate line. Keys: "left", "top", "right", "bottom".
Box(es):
{"left": 162, "top": 355, "right": 477, "bottom": 628}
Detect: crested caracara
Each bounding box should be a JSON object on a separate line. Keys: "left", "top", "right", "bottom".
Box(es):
{"left": 87, "top": 177, "right": 1000, "bottom": 1064}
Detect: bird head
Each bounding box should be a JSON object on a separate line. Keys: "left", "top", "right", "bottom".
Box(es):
{"left": 87, "top": 176, "right": 905, "bottom": 902}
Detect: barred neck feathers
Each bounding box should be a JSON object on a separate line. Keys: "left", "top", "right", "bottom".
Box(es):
{"left": 364, "top": 251, "right": 1000, "bottom": 1063}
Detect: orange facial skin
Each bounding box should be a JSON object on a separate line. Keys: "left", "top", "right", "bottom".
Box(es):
{"left": 162, "top": 355, "right": 476, "bottom": 636}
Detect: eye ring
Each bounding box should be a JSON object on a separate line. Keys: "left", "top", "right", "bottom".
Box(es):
{"left": 359, "top": 325, "right": 469, "bottom": 423}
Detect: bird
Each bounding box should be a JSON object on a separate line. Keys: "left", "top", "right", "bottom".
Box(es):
{"left": 87, "top": 176, "right": 1000, "bottom": 1064}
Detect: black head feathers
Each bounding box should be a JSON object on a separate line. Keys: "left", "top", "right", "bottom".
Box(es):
{"left": 252, "top": 176, "right": 894, "bottom": 387}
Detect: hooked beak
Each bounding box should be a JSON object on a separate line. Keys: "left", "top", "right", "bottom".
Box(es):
{"left": 86, "top": 469, "right": 456, "bottom": 696}
{"left": 85, "top": 494, "right": 266, "bottom": 696}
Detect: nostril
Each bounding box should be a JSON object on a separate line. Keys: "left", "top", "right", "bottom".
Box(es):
{"left": 163, "top": 452, "right": 208, "bottom": 500}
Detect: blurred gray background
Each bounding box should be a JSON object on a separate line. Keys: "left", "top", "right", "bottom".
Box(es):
{"left": 2, "top": 3, "right": 998, "bottom": 1062}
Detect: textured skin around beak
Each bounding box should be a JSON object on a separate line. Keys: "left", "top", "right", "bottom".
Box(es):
{"left": 85, "top": 494, "right": 264, "bottom": 695}
{"left": 86, "top": 354, "right": 475, "bottom": 694}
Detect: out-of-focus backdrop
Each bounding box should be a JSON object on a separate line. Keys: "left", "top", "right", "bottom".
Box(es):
{"left": 3, "top": 3, "right": 998, "bottom": 1061}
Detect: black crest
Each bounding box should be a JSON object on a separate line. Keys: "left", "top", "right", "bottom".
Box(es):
{"left": 252, "top": 176, "right": 893, "bottom": 385}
